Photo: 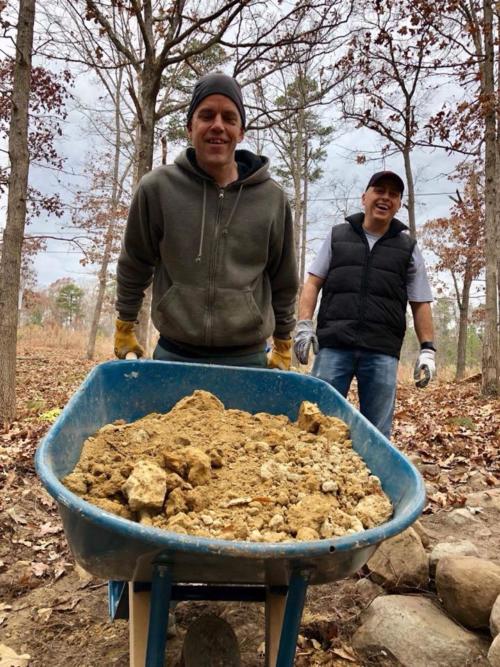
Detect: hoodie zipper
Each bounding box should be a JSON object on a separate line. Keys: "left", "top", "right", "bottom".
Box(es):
{"left": 204, "top": 187, "right": 225, "bottom": 345}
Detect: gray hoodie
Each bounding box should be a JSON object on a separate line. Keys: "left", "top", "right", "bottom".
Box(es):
{"left": 116, "top": 148, "right": 298, "bottom": 351}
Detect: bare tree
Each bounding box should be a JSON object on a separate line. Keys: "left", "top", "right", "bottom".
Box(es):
{"left": 0, "top": 0, "right": 36, "bottom": 423}
{"left": 423, "top": 166, "right": 484, "bottom": 380}
{"left": 416, "top": 0, "right": 498, "bottom": 393}
{"left": 339, "top": 0, "right": 451, "bottom": 239}
{"left": 256, "top": 65, "right": 335, "bottom": 287}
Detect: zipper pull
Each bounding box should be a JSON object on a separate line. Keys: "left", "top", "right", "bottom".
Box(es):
{"left": 219, "top": 190, "right": 224, "bottom": 200}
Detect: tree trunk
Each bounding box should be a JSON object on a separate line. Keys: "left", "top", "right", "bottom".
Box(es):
{"left": 86, "top": 235, "right": 112, "bottom": 360}
{"left": 455, "top": 269, "right": 472, "bottom": 380}
{"left": 135, "top": 68, "right": 161, "bottom": 354}
{"left": 481, "top": 0, "right": 499, "bottom": 394}
{"left": 0, "top": 0, "right": 36, "bottom": 424}
{"left": 402, "top": 146, "right": 417, "bottom": 239}
{"left": 301, "top": 137, "right": 309, "bottom": 290}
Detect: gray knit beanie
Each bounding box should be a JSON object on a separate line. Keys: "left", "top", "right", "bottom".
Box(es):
{"left": 187, "top": 73, "right": 246, "bottom": 129}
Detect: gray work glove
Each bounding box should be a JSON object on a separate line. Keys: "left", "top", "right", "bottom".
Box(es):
{"left": 414, "top": 349, "right": 436, "bottom": 388}
{"left": 293, "top": 319, "right": 319, "bottom": 365}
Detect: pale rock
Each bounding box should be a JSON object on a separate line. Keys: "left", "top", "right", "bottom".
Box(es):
{"left": 297, "top": 401, "right": 324, "bottom": 433}
{"left": 491, "top": 595, "right": 500, "bottom": 637}
{"left": 354, "top": 577, "right": 385, "bottom": 604}
{"left": 259, "top": 460, "right": 287, "bottom": 481}
{"left": 448, "top": 508, "right": 480, "bottom": 525}
{"left": 121, "top": 460, "right": 167, "bottom": 511}
{"left": 429, "top": 541, "right": 480, "bottom": 576}
{"left": 200, "top": 514, "right": 214, "bottom": 526}
{"left": 165, "top": 487, "right": 188, "bottom": 517}
{"left": 63, "top": 472, "right": 88, "bottom": 495}
{"left": 287, "top": 495, "right": 332, "bottom": 533}
{"left": 163, "top": 451, "right": 186, "bottom": 476}
{"left": 295, "top": 527, "right": 319, "bottom": 540}
{"left": 412, "top": 519, "right": 432, "bottom": 548}
{"left": 268, "top": 514, "right": 284, "bottom": 530}
{"left": 354, "top": 494, "right": 392, "bottom": 529}
{"left": 488, "top": 634, "right": 500, "bottom": 667}
{"left": 367, "top": 527, "right": 429, "bottom": 590}
{"left": 436, "top": 556, "right": 500, "bottom": 629}
{"left": 465, "top": 488, "right": 500, "bottom": 512}
{"left": 183, "top": 447, "right": 211, "bottom": 486}
{"left": 321, "top": 480, "right": 338, "bottom": 493}
{"left": 172, "top": 390, "right": 224, "bottom": 412}
{"left": 468, "top": 471, "right": 489, "bottom": 491}
{"left": 352, "top": 595, "right": 489, "bottom": 667}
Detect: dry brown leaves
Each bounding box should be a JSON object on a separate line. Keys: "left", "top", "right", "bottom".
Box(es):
{"left": 393, "top": 378, "right": 499, "bottom": 514}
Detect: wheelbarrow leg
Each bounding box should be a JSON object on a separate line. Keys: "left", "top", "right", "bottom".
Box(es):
{"left": 275, "top": 569, "right": 312, "bottom": 667}
{"left": 128, "top": 582, "right": 150, "bottom": 667}
{"left": 265, "top": 587, "right": 286, "bottom": 667}
{"left": 128, "top": 565, "right": 173, "bottom": 667}
{"left": 145, "top": 564, "right": 173, "bottom": 667}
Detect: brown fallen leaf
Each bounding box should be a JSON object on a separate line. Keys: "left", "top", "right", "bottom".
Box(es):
{"left": 31, "top": 562, "right": 49, "bottom": 577}
{"left": 331, "top": 644, "right": 358, "bottom": 661}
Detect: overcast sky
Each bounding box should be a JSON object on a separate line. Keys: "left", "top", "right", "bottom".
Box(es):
{"left": 1, "top": 61, "right": 463, "bottom": 291}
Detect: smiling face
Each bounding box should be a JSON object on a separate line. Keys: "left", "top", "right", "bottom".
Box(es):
{"left": 187, "top": 94, "right": 244, "bottom": 185}
{"left": 362, "top": 178, "right": 402, "bottom": 232}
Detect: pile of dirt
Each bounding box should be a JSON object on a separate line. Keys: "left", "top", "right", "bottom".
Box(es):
{"left": 63, "top": 391, "right": 392, "bottom": 542}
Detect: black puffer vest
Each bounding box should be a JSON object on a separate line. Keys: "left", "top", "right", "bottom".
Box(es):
{"left": 317, "top": 213, "right": 416, "bottom": 359}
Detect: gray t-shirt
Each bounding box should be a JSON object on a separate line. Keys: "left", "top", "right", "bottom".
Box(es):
{"left": 308, "top": 227, "right": 433, "bottom": 302}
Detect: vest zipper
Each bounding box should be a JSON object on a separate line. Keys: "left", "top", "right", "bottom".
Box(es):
{"left": 355, "top": 235, "right": 375, "bottom": 346}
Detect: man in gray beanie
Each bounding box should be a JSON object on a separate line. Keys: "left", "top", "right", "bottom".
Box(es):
{"left": 114, "top": 72, "right": 298, "bottom": 370}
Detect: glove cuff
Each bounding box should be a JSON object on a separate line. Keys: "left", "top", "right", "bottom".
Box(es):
{"left": 273, "top": 336, "right": 292, "bottom": 353}
{"left": 420, "top": 341, "right": 436, "bottom": 352}
{"left": 116, "top": 318, "right": 136, "bottom": 333}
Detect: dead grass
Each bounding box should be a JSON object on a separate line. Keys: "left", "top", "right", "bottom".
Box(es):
{"left": 17, "top": 324, "right": 112, "bottom": 360}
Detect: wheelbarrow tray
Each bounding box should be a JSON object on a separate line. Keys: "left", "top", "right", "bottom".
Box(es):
{"left": 35, "top": 360, "right": 425, "bottom": 586}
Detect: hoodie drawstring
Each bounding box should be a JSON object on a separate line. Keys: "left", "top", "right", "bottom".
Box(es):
{"left": 222, "top": 185, "right": 243, "bottom": 235}
{"left": 195, "top": 181, "right": 207, "bottom": 263}
{"left": 195, "top": 183, "right": 244, "bottom": 262}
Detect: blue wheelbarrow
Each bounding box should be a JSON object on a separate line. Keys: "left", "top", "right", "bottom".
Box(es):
{"left": 35, "top": 360, "right": 425, "bottom": 667}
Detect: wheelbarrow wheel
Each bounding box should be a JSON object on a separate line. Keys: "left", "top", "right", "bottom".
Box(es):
{"left": 181, "top": 614, "right": 241, "bottom": 666}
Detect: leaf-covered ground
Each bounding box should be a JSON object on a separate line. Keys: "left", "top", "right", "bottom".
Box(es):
{"left": 0, "top": 347, "right": 498, "bottom": 666}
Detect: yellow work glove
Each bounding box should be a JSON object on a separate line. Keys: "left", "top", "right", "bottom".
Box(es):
{"left": 114, "top": 318, "right": 145, "bottom": 359}
{"left": 267, "top": 337, "right": 292, "bottom": 370}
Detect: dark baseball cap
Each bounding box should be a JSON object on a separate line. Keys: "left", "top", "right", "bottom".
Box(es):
{"left": 366, "top": 171, "right": 405, "bottom": 194}
{"left": 187, "top": 72, "right": 246, "bottom": 129}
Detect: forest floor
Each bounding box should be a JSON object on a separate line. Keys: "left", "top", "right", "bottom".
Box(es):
{"left": 0, "top": 343, "right": 499, "bottom": 667}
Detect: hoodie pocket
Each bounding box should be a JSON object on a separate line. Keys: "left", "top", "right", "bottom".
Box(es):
{"left": 210, "top": 287, "right": 266, "bottom": 346}
{"left": 154, "top": 283, "right": 208, "bottom": 345}
{"left": 154, "top": 283, "right": 270, "bottom": 347}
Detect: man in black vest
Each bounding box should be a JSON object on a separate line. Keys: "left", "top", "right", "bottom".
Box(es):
{"left": 293, "top": 171, "right": 435, "bottom": 438}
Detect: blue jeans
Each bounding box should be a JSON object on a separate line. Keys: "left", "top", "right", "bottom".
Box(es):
{"left": 311, "top": 347, "right": 398, "bottom": 438}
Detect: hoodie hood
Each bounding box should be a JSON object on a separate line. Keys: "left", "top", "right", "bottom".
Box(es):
{"left": 176, "top": 148, "right": 271, "bottom": 187}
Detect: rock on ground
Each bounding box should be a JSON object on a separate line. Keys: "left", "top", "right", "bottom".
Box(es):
{"left": 488, "top": 634, "right": 500, "bottom": 667}
{"left": 429, "top": 540, "right": 480, "bottom": 577}
{"left": 352, "top": 595, "right": 489, "bottom": 667}
{"left": 491, "top": 595, "right": 500, "bottom": 637}
{"left": 436, "top": 556, "right": 500, "bottom": 629}
{"left": 367, "top": 527, "right": 429, "bottom": 590}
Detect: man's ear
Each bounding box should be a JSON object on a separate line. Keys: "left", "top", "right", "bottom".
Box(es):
{"left": 237, "top": 127, "right": 244, "bottom": 144}
{"left": 186, "top": 122, "right": 192, "bottom": 141}
{"left": 361, "top": 191, "right": 366, "bottom": 207}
